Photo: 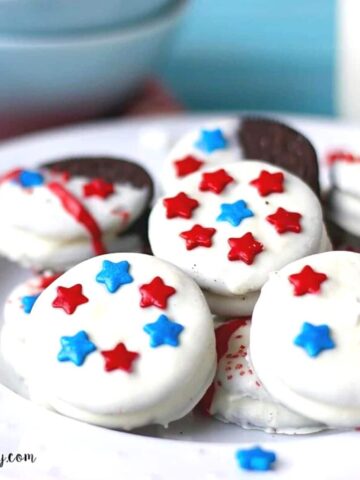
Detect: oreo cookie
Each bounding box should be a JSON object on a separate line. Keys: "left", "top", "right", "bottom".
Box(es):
{"left": 43, "top": 156, "right": 154, "bottom": 202}
{"left": 162, "top": 116, "right": 321, "bottom": 197}
{"left": 239, "top": 117, "right": 320, "bottom": 196}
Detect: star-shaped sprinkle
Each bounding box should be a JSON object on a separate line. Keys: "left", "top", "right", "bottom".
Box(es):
{"left": 101, "top": 342, "right": 139, "bottom": 372}
{"left": 174, "top": 155, "right": 204, "bottom": 178}
{"left": 52, "top": 284, "right": 89, "bottom": 314}
{"left": 96, "top": 260, "right": 133, "bottom": 293}
{"left": 139, "top": 276, "right": 176, "bottom": 309}
{"left": 57, "top": 331, "right": 96, "bottom": 366}
{"left": 180, "top": 224, "right": 216, "bottom": 250}
{"left": 266, "top": 207, "right": 302, "bottom": 234}
{"left": 195, "top": 128, "right": 228, "bottom": 153}
{"left": 217, "top": 199, "right": 254, "bottom": 226}
{"left": 294, "top": 322, "right": 335, "bottom": 357}
{"left": 21, "top": 294, "right": 40, "bottom": 314}
{"left": 250, "top": 170, "right": 284, "bottom": 196}
{"left": 143, "top": 314, "right": 184, "bottom": 348}
{"left": 82, "top": 178, "right": 115, "bottom": 199}
{"left": 17, "top": 170, "right": 44, "bottom": 188}
{"left": 163, "top": 192, "right": 199, "bottom": 219}
{"left": 228, "top": 232, "right": 263, "bottom": 264}
{"left": 288, "top": 265, "right": 328, "bottom": 296}
{"left": 236, "top": 446, "right": 276, "bottom": 471}
{"left": 199, "top": 168, "right": 234, "bottom": 194}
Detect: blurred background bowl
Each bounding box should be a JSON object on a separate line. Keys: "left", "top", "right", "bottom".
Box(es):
{"left": 0, "top": 0, "right": 173, "bottom": 34}
{"left": 0, "top": 0, "right": 186, "bottom": 138}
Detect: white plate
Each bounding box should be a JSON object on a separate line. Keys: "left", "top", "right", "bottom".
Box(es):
{"left": 0, "top": 114, "right": 359, "bottom": 480}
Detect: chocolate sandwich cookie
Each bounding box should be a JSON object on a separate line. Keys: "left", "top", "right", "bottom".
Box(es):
{"left": 25, "top": 253, "right": 216, "bottom": 430}
{"left": 150, "top": 160, "right": 330, "bottom": 317}
{"left": 0, "top": 156, "right": 153, "bottom": 270}
{"left": 239, "top": 117, "right": 320, "bottom": 196}
{"left": 44, "top": 156, "right": 154, "bottom": 199}
{"left": 250, "top": 251, "right": 360, "bottom": 428}
{"left": 162, "top": 116, "right": 320, "bottom": 196}
{"left": 200, "top": 318, "right": 325, "bottom": 434}
{"left": 325, "top": 150, "right": 360, "bottom": 249}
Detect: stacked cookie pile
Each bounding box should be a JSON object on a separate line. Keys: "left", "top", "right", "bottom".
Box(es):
{"left": 2, "top": 117, "right": 360, "bottom": 435}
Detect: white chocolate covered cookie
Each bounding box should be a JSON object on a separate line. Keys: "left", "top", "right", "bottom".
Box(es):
{"left": 327, "top": 151, "right": 360, "bottom": 237}
{"left": 201, "top": 318, "right": 325, "bottom": 434}
{"left": 1, "top": 272, "right": 61, "bottom": 377}
{"left": 150, "top": 161, "right": 328, "bottom": 303}
{"left": 250, "top": 250, "right": 360, "bottom": 428}
{"left": 0, "top": 157, "right": 153, "bottom": 270}
{"left": 25, "top": 253, "right": 216, "bottom": 430}
{"left": 162, "top": 117, "right": 320, "bottom": 195}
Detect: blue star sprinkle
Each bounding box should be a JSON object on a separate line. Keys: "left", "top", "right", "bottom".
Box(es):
{"left": 236, "top": 445, "right": 277, "bottom": 472}
{"left": 21, "top": 294, "right": 40, "bottom": 314}
{"left": 217, "top": 199, "right": 254, "bottom": 226}
{"left": 143, "top": 314, "right": 184, "bottom": 348}
{"left": 96, "top": 260, "right": 133, "bottom": 293}
{"left": 17, "top": 170, "right": 44, "bottom": 188}
{"left": 195, "top": 128, "right": 227, "bottom": 153}
{"left": 294, "top": 322, "right": 335, "bottom": 357}
{"left": 57, "top": 330, "right": 96, "bottom": 366}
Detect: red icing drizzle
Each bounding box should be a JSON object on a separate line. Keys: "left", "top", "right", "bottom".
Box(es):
{"left": 327, "top": 150, "right": 359, "bottom": 165}
{"left": 0, "top": 168, "right": 22, "bottom": 185}
{"left": 198, "top": 317, "right": 250, "bottom": 414}
{"left": 47, "top": 181, "right": 106, "bottom": 255}
{"left": 37, "top": 273, "right": 62, "bottom": 289}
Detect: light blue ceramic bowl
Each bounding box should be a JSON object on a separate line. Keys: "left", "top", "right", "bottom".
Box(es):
{"left": 0, "top": 0, "right": 172, "bottom": 34}
{"left": 0, "top": 0, "right": 186, "bottom": 129}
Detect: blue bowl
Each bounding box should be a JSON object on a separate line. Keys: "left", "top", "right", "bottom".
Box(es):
{"left": 0, "top": 0, "right": 186, "bottom": 135}
{"left": 0, "top": 0, "right": 173, "bottom": 34}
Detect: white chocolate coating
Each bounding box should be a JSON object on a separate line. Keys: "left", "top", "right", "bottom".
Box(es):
{"left": 0, "top": 168, "right": 150, "bottom": 269}
{"left": 204, "top": 225, "right": 332, "bottom": 317}
{"left": 330, "top": 160, "right": 360, "bottom": 198}
{"left": 250, "top": 251, "right": 360, "bottom": 428}
{"left": 0, "top": 173, "right": 148, "bottom": 239}
{"left": 207, "top": 319, "right": 324, "bottom": 434}
{"left": 204, "top": 290, "right": 260, "bottom": 318}
{"left": 150, "top": 161, "right": 326, "bottom": 297}
{"left": 25, "top": 253, "right": 216, "bottom": 430}
{"left": 328, "top": 159, "right": 360, "bottom": 236}
{"left": 1, "top": 272, "right": 60, "bottom": 377}
{"left": 0, "top": 224, "right": 145, "bottom": 271}
{"left": 162, "top": 119, "right": 243, "bottom": 192}
{"left": 328, "top": 190, "right": 360, "bottom": 237}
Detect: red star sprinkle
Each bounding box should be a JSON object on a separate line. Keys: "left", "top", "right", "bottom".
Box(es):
{"left": 199, "top": 168, "right": 234, "bottom": 194}
{"left": 180, "top": 224, "right": 216, "bottom": 250}
{"left": 83, "top": 178, "right": 115, "bottom": 199}
{"left": 139, "top": 276, "right": 176, "bottom": 309}
{"left": 250, "top": 170, "right": 284, "bottom": 196}
{"left": 101, "top": 342, "right": 139, "bottom": 373}
{"left": 163, "top": 192, "right": 199, "bottom": 219}
{"left": 52, "top": 284, "right": 89, "bottom": 314}
{"left": 174, "top": 155, "right": 204, "bottom": 177}
{"left": 266, "top": 207, "right": 302, "bottom": 234}
{"left": 228, "top": 232, "right": 263, "bottom": 264}
{"left": 288, "top": 265, "right": 328, "bottom": 296}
